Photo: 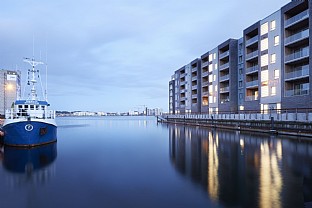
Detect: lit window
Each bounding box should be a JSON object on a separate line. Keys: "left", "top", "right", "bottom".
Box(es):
{"left": 213, "top": 53, "right": 216, "bottom": 60}
{"left": 209, "top": 64, "right": 213, "bottom": 72}
{"left": 215, "top": 85, "right": 218, "bottom": 92}
{"left": 274, "top": 36, "right": 279, "bottom": 46}
{"left": 271, "top": 20, "right": 276, "bottom": 30}
{"left": 271, "top": 54, "right": 276, "bottom": 63}
{"left": 261, "top": 54, "right": 268, "bottom": 67}
{"left": 261, "top": 22, "right": 268, "bottom": 35}
{"left": 274, "top": 69, "right": 279, "bottom": 79}
{"left": 215, "top": 63, "right": 218, "bottom": 70}
{"left": 209, "top": 54, "right": 212, "bottom": 62}
{"left": 261, "top": 38, "right": 268, "bottom": 51}
{"left": 271, "top": 86, "right": 276, "bottom": 96}
{"left": 213, "top": 75, "right": 216, "bottom": 81}
{"left": 261, "top": 70, "right": 269, "bottom": 82}
{"left": 209, "top": 75, "right": 213, "bottom": 82}
{"left": 261, "top": 86, "right": 269, "bottom": 97}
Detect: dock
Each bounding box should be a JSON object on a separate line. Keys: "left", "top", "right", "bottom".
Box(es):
{"left": 158, "top": 110, "right": 312, "bottom": 138}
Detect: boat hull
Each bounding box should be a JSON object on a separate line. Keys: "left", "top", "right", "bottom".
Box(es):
{"left": 3, "top": 121, "right": 57, "bottom": 147}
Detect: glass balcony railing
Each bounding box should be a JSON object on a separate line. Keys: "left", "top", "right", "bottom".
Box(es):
{"left": 245, "top": 65, "right": 259, "bottom": 74}
{"left": 220, "top": 74, "right": 230, "bottom": 81}
{"left": 285, "top": 88, "right": 309, "bottom": 96}
{"left": 219, "top": 63, "right": 229, "bottom": 71}
{"left": 285, "top": 29, "right": 309, "bottom": 45}
{"left": 220, "top": 86, "right": 230, "bottom": 93}
{"left": 285, "top": 65, "right": 309, "bottom": 80}
{"left": 219, "top": 51, "right": 229, "bottom": 59}
{"left": 246, "top": 35, "right": 259, "bottom": 46}
{"left": 285, "top": 47, "right": 309, "bottom": 62}
{"left": 245, "top": 95, "right": 258, "bottom": 101}
{"left": 246, "top": 80, "right": 258, "bottom": 88}
{"left": 245, "top": 50, "right": 259, "bottom": 60}
{"left": 285, "top": 10, "right": 309, "bottom": 27}
{"left": 220, "top": 98, "right": 230, "bottom": 103}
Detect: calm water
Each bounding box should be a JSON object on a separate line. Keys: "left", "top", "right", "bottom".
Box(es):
{"left": 0, "top": 116, "right": 312, "bottom": 208}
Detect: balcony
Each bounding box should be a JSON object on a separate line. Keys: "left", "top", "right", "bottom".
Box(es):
{"left": 285, "top": 65, "right": 309, "bottom": 81}
{"left": 245, "top": 95, "right": 258, "bottom": 101}
{"left": 202, "top": 71, "right": 209, "bottom": 77}
{"left": 219, "top": 51, "right": 229, "bottom": 59}
{"left": 219, "top": 63, "right": 229, "bottom": 71}
{"left": 191, "top": 76, "right": 197, "bottom": 81}
{"left": 285, "top": 47, "right": 309, "bottom": 63}
{"left": 220, "top": 98, "right": 230, "bottom": 103}
{"left": 245, "top": 50, "right": 258, "bottom": 61}
{"left": 245, "top": 65, "right": 259, "bottom": 74}
{"left": 285, "top": 29, "right": 309, "bottom": 46}
{"left": 220, "top": 86, "right": 229, "bottom": 93}
{"left": 202, "top": 61, "right": 209, "bottom": 68}
{"left": 285, "top": 88, "right": 309, "bottom": 97}
{"left": 219, "top": 74, "right": 230, "bottom": 82}
{"left": 285, "top": 10, "right": 309, "bottom": 28}
{"left": 202, "top": 81, "right": 209, "bottom": 87}
{"left": 246, "top": 80, "right": 258, "bottom": 88}
{"left": 180, "top": 81, "right": 186, "bottom": 86}
{"left": 192, "top": 94, "right": 198, "bottom": 98}
{"left": 191, "top": 85, "right": 198, "bottom": 90}
{"left": 245, "top": 35, "right": 259, "bottom": 47}
{"left": 192, "top": 67, "right": 198, "bottom": 72}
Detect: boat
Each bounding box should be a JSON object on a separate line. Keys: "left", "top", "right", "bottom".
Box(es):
{"left": 2, "top": 58, "right": 57, "bottom": 146}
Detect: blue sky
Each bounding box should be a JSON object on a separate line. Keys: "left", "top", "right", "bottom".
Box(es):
{"left": 0, "top": 0, "right": 290, "bottom": 112}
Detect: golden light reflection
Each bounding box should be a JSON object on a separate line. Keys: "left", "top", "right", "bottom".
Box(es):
{"left": 204, "top": 132, "right": 219, "bottom": 202}
{"left": 259, "top": 142, "right": 283, "bottom": 208}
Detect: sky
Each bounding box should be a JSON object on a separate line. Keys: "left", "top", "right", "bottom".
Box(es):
{"left": 0, "top": 0, "right": 290, "bottom": 113}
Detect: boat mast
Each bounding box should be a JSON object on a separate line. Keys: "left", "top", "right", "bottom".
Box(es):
{"left": 23, "top": 58, "right": 43, "bottom": 101}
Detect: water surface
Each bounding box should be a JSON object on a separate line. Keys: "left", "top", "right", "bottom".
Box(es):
{"left": 0, "top": 116, "right": 311, "bottom": 208}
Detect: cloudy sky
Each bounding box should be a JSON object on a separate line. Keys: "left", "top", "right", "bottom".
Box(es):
{"left": 1, "top": 0, "right": 290, "bottom": 112}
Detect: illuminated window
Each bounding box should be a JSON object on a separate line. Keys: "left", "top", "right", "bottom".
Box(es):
{"left": 213, "top": 75, "right": 216, "bottom": 81}
{"left": 213, "top": 53, "right": 216, "bottom": 60}
{"left": 215, "top": 63, "right": 218, "bottom": 70}
{"left": 261, "top": 70, "right": 269, "bottom": 82}
{"left": 209, "top": 64, "right": 213, "bottom": 72}
{"left": 261, "top": 86, "right": 269, "bottom": 97}
{"left": 274, "top": 36, "right": 279, "bottom": 46}
{"left": 261, "top": 38, "right": 268, "bottom": 51}
{"left": 271, "top": 54, "right": 276, "bottom": 63}
{"left": 214, "top": 85, "right": 218, "bottom": 92}
{"left": 271, "top": 86, "right": 276, "bottom": 96}
{"left": 209, "top": 74, "right": 213, "bottom": 82}
{"left": 274, "top": 69, "right": 279, "bottom": 79}
{"left": 261, "top": 54, "right": 268, "bottom": 67}
{"left": 209, "top": 54, "right": 213, "bottom": 62}
{"left": 271, "top": 20, "right": 276, "bottom": 30}
{"left": 261, "top": 22, "right": 268, "bottom": 35}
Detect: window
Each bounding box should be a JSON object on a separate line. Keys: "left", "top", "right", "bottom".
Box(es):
{"left": 274, "top": 69, "right": 279, "bottom": 79}
{"left": 271, "top": 54, "right": 276, "bottom": 63}
{"left": 239, "top": 81, "right": 242, "bottom": 87}
{"left": 209, "top": 74, "right": 213, "bottom": 82}
{"left": 261, "top": 70, "right": 269, "bottom": 82}
{"left": 209, "top": 54, "right": 212, "bottom": 62}
{"left": 261, "top": 54, "right": 268, "bottom": 67}
{"left": 215, "top": 85, "right": 218, "bottom": 92}
{"left": 261, "top": 38, "right": 268, "bottom": 51}
{"left": 271, "top": 86, "right": 276, "bottom": 96}
{"left": 261, "top": 22, "right": 269, "bottom": 35}
{"left": 209, "top": 64, "right": 213, "bottom": 72}
{"left": 213, "top": 53, "right": 216, "bottom": 60}
{"left": 239, "top": 93, "right": 243, "bottom": 99}
{"left": 239, "top": 68, "right": 243, "bottom": 74}
{"left": 261, "top": 86, "right": 269, "bottom": 97}
{"left": 215, "top": 63, "right": 218, "bottom": 70}
{"left": 274, "top": 36, "right": 279, "bottom": 46}
{"left": 213, "top": 75, "right": 216, "bottom": 82}
{"left": 271, "top": 20, "right": 276, "bottom": 30}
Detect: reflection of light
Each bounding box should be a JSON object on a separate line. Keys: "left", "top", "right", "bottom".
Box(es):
{"left": 6, "top": 84, "right": 13, "bottom": 90}
{"left": 206, "top": 132, "right": 219, "bottom": 202}
{"left": 259, "top": 141, "right": 282, "bottom": 208}
{"left": 240, "top": 138, "right": 244, "bottom": 149}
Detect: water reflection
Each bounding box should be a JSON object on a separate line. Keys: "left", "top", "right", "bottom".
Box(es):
{"left": 168, "top": 124, "right": 312, "bottom": 208}
{"left": 1, "top": 142, "right": 57, "bottom": 186}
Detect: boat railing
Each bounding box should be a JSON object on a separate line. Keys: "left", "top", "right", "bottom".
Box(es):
{"left": 5, "top": 109, "right": 56, "bottom": 120}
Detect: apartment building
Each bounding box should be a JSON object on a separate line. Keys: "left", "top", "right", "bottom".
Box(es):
{"left": 169, "top": 0, "right": 312, "bottom": 114}
{"left": 0, "top": 69, "right": 21, "bottom": 116}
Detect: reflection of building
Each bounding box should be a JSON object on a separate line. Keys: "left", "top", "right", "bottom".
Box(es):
{"left": 0, "top": 69, "right": 21, "bottom": 116}
{"left": 167, "top": 123, "right": 312, "bottom": 207}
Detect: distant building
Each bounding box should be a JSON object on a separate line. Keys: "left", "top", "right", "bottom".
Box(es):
{"left": 72, "top": 111, "right": 96, "bottom": 116}
{"left": 0, "top": 69, "right": 21, "bottom": 116}
{"left": 146, "top": 108, "right": 163, "bottom": 116}
{"left": 169, "top": 0, "right": 312, "bottom": 114}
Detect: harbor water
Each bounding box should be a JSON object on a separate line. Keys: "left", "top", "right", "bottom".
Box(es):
{"left": 0, "top": 116, "right": 311, "bottom": 208}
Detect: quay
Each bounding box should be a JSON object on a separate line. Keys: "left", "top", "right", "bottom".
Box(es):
{"left": 158, "top": 108, "right": 312, "bottom": 138}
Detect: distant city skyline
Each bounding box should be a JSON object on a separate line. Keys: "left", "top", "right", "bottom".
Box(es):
{"left": 0, "top": 0, "right": 290, "bottom": 112}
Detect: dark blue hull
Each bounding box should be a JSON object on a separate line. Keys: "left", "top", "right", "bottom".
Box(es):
{"left": 3, "top": 121, "right": 57, "bottom": 147}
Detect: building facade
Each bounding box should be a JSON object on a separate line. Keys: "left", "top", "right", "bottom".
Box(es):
{"left": 169, "top": 0, "right": 312, "bottom": 114}
{"left": 0, "top": 69, "right": 21, "bottom": 116}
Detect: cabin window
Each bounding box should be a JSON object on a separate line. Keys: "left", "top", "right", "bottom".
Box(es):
{"left": 41, "top": 106, "right": 45, "bottom": 110}
{"left": 30, "top": 105, "right": 34, "bottom": 110}
{"left": 18, "top": 105, "right": 22, "bottom": 109}
{"left": 25, "top": 105, "right": 29, "bottom": 109}
{"left": 36, "top": 105, "right": 39, "bottom": 110}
